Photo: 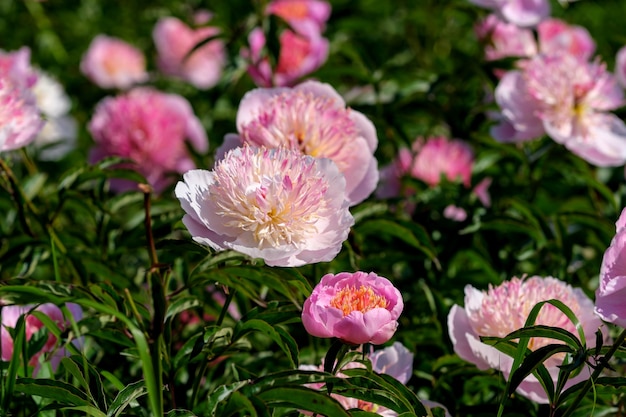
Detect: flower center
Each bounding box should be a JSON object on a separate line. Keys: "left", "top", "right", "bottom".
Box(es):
{"left": 330, "top": 285, "right": 389, "bottom": 316}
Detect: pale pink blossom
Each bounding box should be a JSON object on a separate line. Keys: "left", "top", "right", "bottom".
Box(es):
{"left": 267, "top": 0, "right": 331, "bottom": 37}
{"left": 448, "top": 276, "right": 607, "bottom": 404}
{"left": 537, "top": 18, "right": 595, "bottom": 60}
{"left": 469, "top": 0, "right": 550, "bottom": 27}
{"left": 0, "top": 47, "right": 44, "bottom": 152}
{"left": 493, "top": 53, "right": 626, "bottom": 166}
{"left": 475, "top": 14, "right": 537, "bottom": 61}
{"left": 153, "top": 17, "right": 226, "bottom": 89}
{"left": 1, "top": 303, "right": 83, "bottom": 374}
{"left": 219, "top": 80, "right": 378, "bottom": 205}
{"left": 88, "top": 87, "right": 208, "bottom": 193}
{"left": 411, "top": 137, "right": 474, "bottom": 187}
{"left": 595, "top": 208, "right": 626, "bottom": 327}
{"left": 243, "top": 27, "right": 328, "bottom": 88}
{"left": 615, "top": 46, "right": 626, "bottom": 89}
{"left": 443, "top": 204, "right": 468, "bottom": 222}
{"left": 80, "top": 35, "right": 148, "bottom": 90}
{"left": 302, "top": 271, "right": 403, "bottom": 345}
{"left": 175, "top": 146, "right": 354, "bottom": 267}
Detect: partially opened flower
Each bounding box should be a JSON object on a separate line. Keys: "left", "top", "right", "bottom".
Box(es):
{"left": 448, "top": 276, "right": 607, "bottom": 403}
{"left": 80, "top": 35, "right": 148, "bottom": 90}
{"left": 0, "top": 47, "right": 44, "bottom": 152}
{"left": 88, "top": 87, "right": 208, "bottom": 193}
{"left": 469, "top": 0, "right": 550, "bottom": 27}
{"left": 175, "top": 146, "right": 354, "bottom": 267}
{"left": 267, "top": 0, "right": 331, "bottom": 37}
{"left": 595, "top": 208, "right": 626, "bottom": 327}
{"left": 219, "top": 80, "right": 378, "bottom": 205}
{"left": 302, "top": 271, "right": 403, "bottom": 345}
{"left": 475, "top": 14, "right": 537, "bottom": 62}
{"left": 153, "top": 16, "right": 225, "bottom": 89}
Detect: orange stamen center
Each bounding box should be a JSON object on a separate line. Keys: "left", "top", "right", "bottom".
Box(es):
{"left": 329, "top": 285, "right": 388, "bottom": 316}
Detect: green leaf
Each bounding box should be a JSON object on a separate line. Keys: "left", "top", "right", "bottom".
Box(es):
{"left": 256, "top": 386, "right": 351, "bottom": 417}
{"left": 234, "top": 319, "right": 299, "bottom": 368}
{"left": 14, "top": 378, "right": 91, "bottom": 406}
{"left": 165, "top": 410, "right": 198, "bottom": 417}
{"left": 106, "top": 380, "right": 147, "bottom": 417}
{"left": 206, "top": 380, "right": 251, "bottom": 416}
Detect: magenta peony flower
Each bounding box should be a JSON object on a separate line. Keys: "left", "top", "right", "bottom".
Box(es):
{"left": 302, "top": 271, "right": 403, "bottom": 345}
{"left": 475, "top": 14, "right": 537, "bottom": 61}
{"left": 469, "top": 0, "right": 550, "bottom": 27}
{"left": 175, "top": 146, "right": 354, "bottom": 267}
{"left": 448, "top": 276, "right": 608, "bottom": 404}
{"left": 219, "top": 80, "right": 378, "bottom": 205}
{"left": 80, "top": 35, "right": 148, "bottom": 90}
{"left": 267, "top": 0, "right": 331, "bottom": 37}
{"left": 0, "top": 47, "right": 44, "bottom": 152}
{"left": 595, "top": 208, "right": 626, "bottom": 327}
{"left": 1, "top": 303, "right": 83, "bottom": 374}
{"left": 88, "top": 87, "right": 208, "bottom": 193}
{"left": 153, "top": 17, "right": 225, "bottom": 90}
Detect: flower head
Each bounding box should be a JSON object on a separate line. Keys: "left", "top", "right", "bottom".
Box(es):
{"left": 469, "top": 0, "right": 550, "bottom": 27}
{"left": 475, "top": 14, "right": 537, "bottom": 61}
{"left": 595, "top": 208, "right": 626, "bottom": 327}
{"left": 220, "top": 80, "right": 378, "bottom": 205}
{"left": 537, "top": 19, "right": 595, "bottom": 60}
{"left": 80, "top": 35, "right": 148, "bottom": 90}
{"left": 176, "top": 146, "right": 354, "bottom": 267}
{"left": 448, "top": 276, "right": 607, "bottom": 403}
{"left": 267, "top": 0, "right": 331, "bottom": 37}
{"left": 153, "top": 17, "right": 225, "bottom": 89}
{"left": 302, "top": 271, "right": 403, "bottom": 345}
{"left": 88, "top": 87, "right": 208, "bottom": 193}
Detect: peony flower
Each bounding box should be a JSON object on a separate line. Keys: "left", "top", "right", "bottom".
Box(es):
{"left": 0, "top": 47, "right": 44, "bottom": 152}
{"left": 175, "top": 146, "right": 354, "bottom": 267}
{"left": 537, "top": 18, "right": 595, "bottom": 60}
{"left": 475, "top": 14, "right": 537, "bottom": 62}
{"left": 302, "top": 271, "right": 403, "bottom": 345}
{"left": 410, "top": 137, "right": 474, "bottom": 188}
{"left": 31, "top": 70, "right": 77, "bottom": 160}
{"left": 242, "top": 27, "right": 329, "bottom": 88}
{"left": 493, "top": 53, "right": 626, "bottom": 166}
{"left": 88, "top": 87, "right": 208, "bottom": 193}
{"left": 448, "top": 276, "right": 608, "bottom": 404}
{"left": 80, "top": 35, "right": 148, "bottom": 90}
{"left": 266, "top": 0, "right": 331, "bottom": 37}
{"left": 469, "top": 0, "right": 550, "bottom": 27}
{"left": 594, "top": 208, "right": 626, "bottom": 327}
{"left": 153, "top": 16, "right": 225, "bottom": 90}
{"left": 1, "top": 303, "right": 83, "bottom": 374}
{"left": 615, "top": 46, "right": 626, "bottom": 90}
{"left": 219, "top": 80, "right": 378, "bottom": 205}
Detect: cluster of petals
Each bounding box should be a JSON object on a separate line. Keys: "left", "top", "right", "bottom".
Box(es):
{"left": 469, "top": 0, "right": 550, "bottom": 27}
{"left": 219, "top": 80, "right": 378, "bottom": 205}
{"left": 0, "top": 47, "right": 44, "bottom": 152}
{"left": 80, "top": 35, "right": 149, "bottom": 90}
{"left": 1, "top": 303, "right": 83, "bottom": 374}
{"left": 594, "top": 208, "right": 626, "bottom": 327}
{"left": 153, "top": 16, "right": 226, "bottom": 90}
{"left": 175, "top": 146, "right": 354, "bottom": 267}
{"left": 88, "top": 87, "right": 208, "bottom": 193}
{"left": 448, "top": 276, "right": 608, "bottom": 403}
{"left": 243, "top": 0, "right": 330, "bottom": 87}
{"left": 301, "top": 271, "right": 403, "bottom": 345}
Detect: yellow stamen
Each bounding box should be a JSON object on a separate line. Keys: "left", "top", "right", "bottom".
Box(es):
{"left": 329, "top": 285, "right": 388, "bottom": 316}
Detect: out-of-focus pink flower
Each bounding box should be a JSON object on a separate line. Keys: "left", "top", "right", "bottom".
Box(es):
{"left": 153, "top": 17, "right": 225, "bottom": 90}
{"left": 302, "top": 271, "right": 403, "bottom": 345}
{"left": 175, "top": 146, "right": 354, "bottom": 267}
{"left": 475, "top": 14, "right": 537, "bottom": 61}
{"left": 595, "top": 208, "right": 626, "bottom": 327}
{"left": 369, "top": 341, "right": 414, "bottom": 384}
{"left": 615, "top": 46, "right": 626, "bottom": 90}
{"left": 537, "top": 19, "right": 595, "bottom": 60}
{"left": 1, "top": 303, "right": 83, "bottom": 374}
{"left": 472, "top": 177, "right": 492, "bottom": 207}
{"left": 411, "top": 137, "right": 474, "bottom": 188}
{"left": 243, "top": 27, "right": 328, "bottom": 88}
{"left": 80, "top": 35, "right": 148, "bottom": 90}
{"left": 88, "top": 87, "right": 208, "bottom": 193}
{"left": 448, "top": 276, "right": 608, "bottom": 404}
{"left": 219, "top": 80, "right": 378, "bottom": 205}
{"left": 267, "top": 0, "right": 331, "bottom": 37}
{"left": 493, "top": 53, "right": 626, "bottom": 166}
{"left": 443, "top": 205, "right": 468, "bottom": 222}
{"left": 469, "top": 0, "right": 550, "bottom": 27}
{"left": 0, "top": 47, "right": 44, "bottom": 152}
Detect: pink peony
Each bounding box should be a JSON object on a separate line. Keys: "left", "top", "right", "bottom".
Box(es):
{"left": 448, "top": 276, "right": 608, "bottom": 404}
{"left": 175, "top": 146, "right": 354, "bottom": 267}
{"left": 469, "top": 0, "right": 550, "bottom": 27}
{"left": 410, "top": 137, "right": 474, "bottom": 188}
{"left": 302, "top": 271, "right": 403, "bottom": 345}
{"left": 88, "top": 87, "right": 208, "bottom": 193}
{"left": 80, "top": 35, "right": 149, "bottom": 90}
{"left": 615, "top": 46, "right": 626, "bottom": 89}
{"left": 267, "top": 0, "right": 331, "bottom": 37}
{"left": 595, "top": 208, "right": 626, "bottom": 327}
{"left": 475, "top": 14, "right": 537, "bottom": 61}
{"left": 1, "top": 303, "right": 83, "bottom": 374}
{"left": 219, "top": 80, "right": 378, "bottom": 205}
{"left": 243, "top": 27, "right": 328, "bottom": 88}
{"left": 153, "top": 17, "right": 225, "bottom": 90}
{"left": 537, "top": 18, "right": 595, "bottom": 61}
{"left": 0, "top": 47, "right": 44, "bottom": 152}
